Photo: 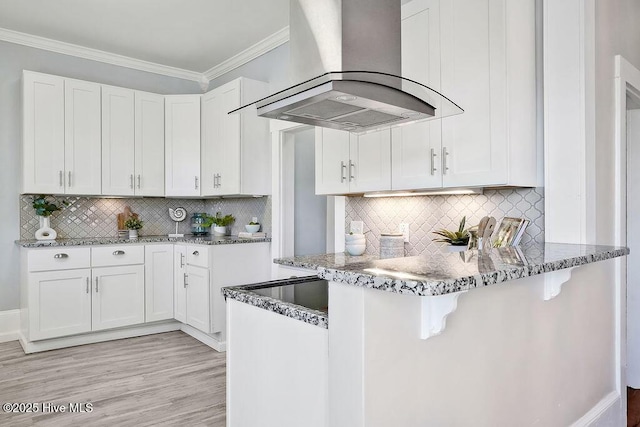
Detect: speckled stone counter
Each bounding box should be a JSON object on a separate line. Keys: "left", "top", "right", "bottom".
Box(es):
{"left": 274, "top": 243, "right": 629, "bottom": 297}
{"left": 223, "top": 276, "right": 329, "bottom": 329}
{"left": 15, "top": 235, "right": 271, "bottom": 248}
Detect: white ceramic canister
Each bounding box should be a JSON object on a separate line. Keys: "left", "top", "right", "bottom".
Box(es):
{"left": 380, "top": 233, "right": 404, "bottom": 259}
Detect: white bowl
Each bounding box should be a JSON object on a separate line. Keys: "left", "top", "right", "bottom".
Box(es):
{"left": 346, "top": 244, "right": 366, "bottom": 256}
{"left": 245, "top": 224, "right": 260, "bottom": 233}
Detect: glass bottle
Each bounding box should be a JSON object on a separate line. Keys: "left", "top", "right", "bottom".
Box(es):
{"left": 191, "top": 213, "right": 209, "bottom": 236}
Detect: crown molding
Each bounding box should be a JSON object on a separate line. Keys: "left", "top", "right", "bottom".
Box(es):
{"left": 203, "top": 26, "right": 289, "bottom": 81}
{"left": 0, "top": 27, "right": 203, "bottom": 82}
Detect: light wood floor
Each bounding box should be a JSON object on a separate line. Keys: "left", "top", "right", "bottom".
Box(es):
{"left": 0, "top": 332, "right": 226, "bottom": 426}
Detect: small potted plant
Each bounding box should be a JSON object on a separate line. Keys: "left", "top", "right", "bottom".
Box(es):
{"left": 124, "top": 217, "right": 143, "bottom": 240}
{"left": 432, "top": 216, "right": 470, "bottom": 251}
{"left": 32, "top": 195, "right": 68, "bottom": 240}
{"left": 211, "top": 212, "right": 235, "bottom": 236}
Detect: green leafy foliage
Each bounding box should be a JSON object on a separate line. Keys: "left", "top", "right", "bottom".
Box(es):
{"left": 32, "top": 195, "right": 68, "bottom": 217}
{"left": 209, "top": 212, "right": 236, "bottom": 227}
{"left": 124, "top": 217, "right": 143, "bottom": 230}
{"left": 432, "top": 216, "right": 470, "bottom": 246}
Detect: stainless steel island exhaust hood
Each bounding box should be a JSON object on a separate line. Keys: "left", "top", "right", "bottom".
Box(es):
{"left": 230, "top": 0, "right": 463, "bottom": 132}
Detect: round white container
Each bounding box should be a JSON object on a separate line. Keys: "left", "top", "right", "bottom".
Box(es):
{"left": 380, "top": 233, "right": 404, "bottom": 259}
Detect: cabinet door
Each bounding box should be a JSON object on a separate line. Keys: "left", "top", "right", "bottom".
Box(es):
{"left": 165, "top": 95, "right": 201, "bottom": 197}
{"left": 145, "top": 244, "right": 174, "bottom": 322}
{"left": 348, "top": 129, "right": 392, "bottom": 193}
{"left": 392, "top": 0, "right": 443, "bottom": 190}
{"left": 135, "top": 91, "right": 165, "bottom": 196}
{"left": 201, "top": 80, "right": 242, "bottom": 196}
{"left": 92, "top": 265, "right": 144, "bottom": 331}
{"left": 102, "top": 86, "right": 135, "bottom": 196}
{"left": 65, "top": 79, "right": 102, "bottom": 195}
{"left": 440, "top": 0, "right": 507, "bottom": 187}
{"left": 22, "top": 71, "right": 65, "bottom": 194}
{"left": 186, "top": 264, "right": 210, "bottom": 333}
{"left": 28, "top": 269, "right": 92, "bottom": 340}
{"left": 315, "top": 128, "right": 350, "bottom": 195}
{"left": 174, "top": 245, "right": 187, "bottom": 324}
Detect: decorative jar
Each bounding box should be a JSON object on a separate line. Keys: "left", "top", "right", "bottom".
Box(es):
{"left": 191, "top": 213, "right": 209, "bottom": 236}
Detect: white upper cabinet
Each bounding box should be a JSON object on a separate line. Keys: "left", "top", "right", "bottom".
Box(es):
{"left": 392, "top": 0, "right": 443, "bottom": 191}
{"left": 165, "top": 95, "right": 201, "bottom": 197}
{"left": 439, "top": 0, "right": 536, "bottom": 188}
{"left": 134, "top": 91, "right": 165, "bottom": 196}
{"left": 201, "top": 77, "right": 270, "bottom": 197}
{"left": 315, "top": 128, "right": 391, "bottom": 195}
{"left": 102, "top": 85, "right": 135, "bottom": 196}
{"left": 23, "top": 71, "right": 65, "bottom": 194}
{"left": 102, "top": 88, "right": 165, "bottom": 196}
{"left": 23, "top": 71, "right": 101, "bottom": 195}
{"left": 64, "top": 79, "right": 102, "bottom": 195}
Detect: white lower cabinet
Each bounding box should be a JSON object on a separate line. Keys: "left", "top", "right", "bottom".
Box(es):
{"left": 185, "top": 265, "right": 210, "bottom": 333}
{"left": 145, "top": 244, "right": 174, "bottom": 322}
{"left": 28, "top": 269, "right": 92, "bottom": 341}
{"left": 91, "top": 265, "right": 145, "bottom": 331}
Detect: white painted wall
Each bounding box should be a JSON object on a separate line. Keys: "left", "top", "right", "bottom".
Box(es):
{"left": 0, "top": 40, "right": 200, "bottom": 311}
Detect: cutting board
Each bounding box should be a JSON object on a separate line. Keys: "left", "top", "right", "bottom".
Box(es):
{"left": 117, "top": 206, "right": 139, "bottom": 231}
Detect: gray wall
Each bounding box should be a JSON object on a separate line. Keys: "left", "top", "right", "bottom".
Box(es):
{"left": 0, "top": 40, "right": 201, "bottom": 311}
{"left": 293, "top": 128, "right": 326, "bottom": 256}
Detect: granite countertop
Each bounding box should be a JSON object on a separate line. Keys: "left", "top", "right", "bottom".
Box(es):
{"left": 273, "top": 243, "right": 629, "bottom": 297}
{"left": 222, "top": 276, "right": 329, "bottom": 329}
{"left": 15, "top": 235, "right": 271, "bottom": 248}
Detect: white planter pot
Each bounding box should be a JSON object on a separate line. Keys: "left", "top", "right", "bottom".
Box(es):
{"left": 129, "top": 229, "right": 138, "bottom": 239}
{"left": 35, "top": 216, "right": 56, "bottom": 241}
{"left": 213, "top": 226, "right": 229, "bottom": 236}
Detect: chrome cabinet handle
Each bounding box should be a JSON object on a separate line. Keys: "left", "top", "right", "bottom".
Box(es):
{"left": 86, "top": 277, "right": 90, "bottom": 294}
{"left": 130, "top": 174, "right": 134, "bottom": 189}
{"left": 68, "top": 171, "right": 72, "bottom": 187}
{"left": 180, "top": 253, "right": 185, "bottom": 268}
{"left": 349, "top": 161, "right": 355, "bottom": 181}
{"left": 217, "top": 174, "right": 221, "bottom": 188}
{"left": 340, "top": 161, "right": 347, "bottom": 183}
{"left": 59, "top": 171, "right": 63, "bottom": 187}
{"left": 184, "top": 273, "right": 188, "bottom": 287}
{"left": 192, "top": 250, "right": 199, "bottom": 256}
{"left": 213, "top": 174, "right": 217, "bottom": 189}
{"left": 442, "top": 147, "right": 449, "bottom": 175}
{"left": 95, "top": 277, "right": 99, "bottom": 292}
{"left": 430, "top": 148, "right": 438, "bottom": 175}
{"left": 112, "top": 250, "right": 125, "bottom": 256}
{"left": 195, "top": 176, "right": 199, "bottom": 190}
{"left": 137, "top": 175, "right": 141, "bottom": 189}
{"left": 53, "top": 253, "right": 68, "bottom": 259}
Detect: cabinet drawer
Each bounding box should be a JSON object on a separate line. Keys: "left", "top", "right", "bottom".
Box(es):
{"left": 186, "top": 245, "right": 209, "bottom": 268}
{"left": 92, "top": 245, "right": 144, "bottom": 267}
{"left": 28, "top": 247, "right": 91, "bottom": 272}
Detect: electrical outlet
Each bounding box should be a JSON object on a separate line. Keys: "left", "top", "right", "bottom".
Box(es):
{"left": 350, "top": 221, "right": 364, "bottom": 235}
{"left": 252, "top": 217, "right": 258, "bottom": 223}
{"left": 399, "top": 223, "right": 410, "bottom": 243}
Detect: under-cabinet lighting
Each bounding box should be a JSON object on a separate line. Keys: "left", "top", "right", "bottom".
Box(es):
{"left": 363, "top": 188, "right": 483, "bottom": 198}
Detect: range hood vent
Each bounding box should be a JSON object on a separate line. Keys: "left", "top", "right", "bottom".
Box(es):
{"left": 230, "top": 0, "right": 463, "bottom": 132}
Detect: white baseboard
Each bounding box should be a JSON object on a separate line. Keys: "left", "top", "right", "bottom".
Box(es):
{"left": 570, "top": 391, "right": 622, "bottom": 427}
{"left": 0, "top": 309, "right": 21, "bottom": 343}
{"left": 181, "top": 324, "right": 226, "bottom": 352}
{"left": 19, "top": 321, "right": 182, "bottom": 354}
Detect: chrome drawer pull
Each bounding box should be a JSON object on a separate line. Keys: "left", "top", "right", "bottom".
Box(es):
{"left": 112, "top": 250, "right": 125, "bottom": 256}
{"left": 192, "top": 251, "right": 199, "bottom": 256}
{"left": 53, "top": 253, "right": 69, "bottom": 259}
{"left": 86, "top": 277, "right": 90, "bottom": 294}
{"left": 184, "top": 273, "right": 188, "bottom": 287}
{"left": 95, "top": 277, "right": 99, "bottom": 292}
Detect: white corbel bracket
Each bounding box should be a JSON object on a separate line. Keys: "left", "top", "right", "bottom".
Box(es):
{"left": 420, "top": 291, "right": 467, "bottom": 340}
{"left": 543, "top": 267, "right": 575, "bottom": 301}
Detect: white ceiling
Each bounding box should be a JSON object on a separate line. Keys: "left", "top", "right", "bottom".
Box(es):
{"left": 0, "top": 0, "right": 289, "bottom": 73}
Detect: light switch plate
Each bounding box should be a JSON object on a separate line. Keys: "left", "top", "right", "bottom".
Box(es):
{"left": 350, "top": 221, "right": 364, "bottom": 235}
{"left": 399, "top": 223, "right": 410, "bottom": 243}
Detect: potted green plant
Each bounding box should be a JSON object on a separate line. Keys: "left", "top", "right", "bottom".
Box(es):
{"left": 124, "top": 217, "right": 143, "bottom": 240}
{"left": 32, "top": 195, "right": 68, "bottom": 241}
{"left": 210, "top": 212, "right": 235, "bottom": 236}
{"left": 432, "top": 217, "right": 470, "bottom": 251}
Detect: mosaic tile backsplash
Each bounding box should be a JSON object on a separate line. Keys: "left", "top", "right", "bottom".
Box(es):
{"left": 20, "top": 196, "right": 272, "bottom": 239}
{"left": 345, "top": 187, "right": 544, "bottom": 257}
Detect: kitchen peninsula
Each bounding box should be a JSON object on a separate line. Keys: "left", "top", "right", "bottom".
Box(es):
{"left": 224, "top": 243, "right": 628, "bottom": 427}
